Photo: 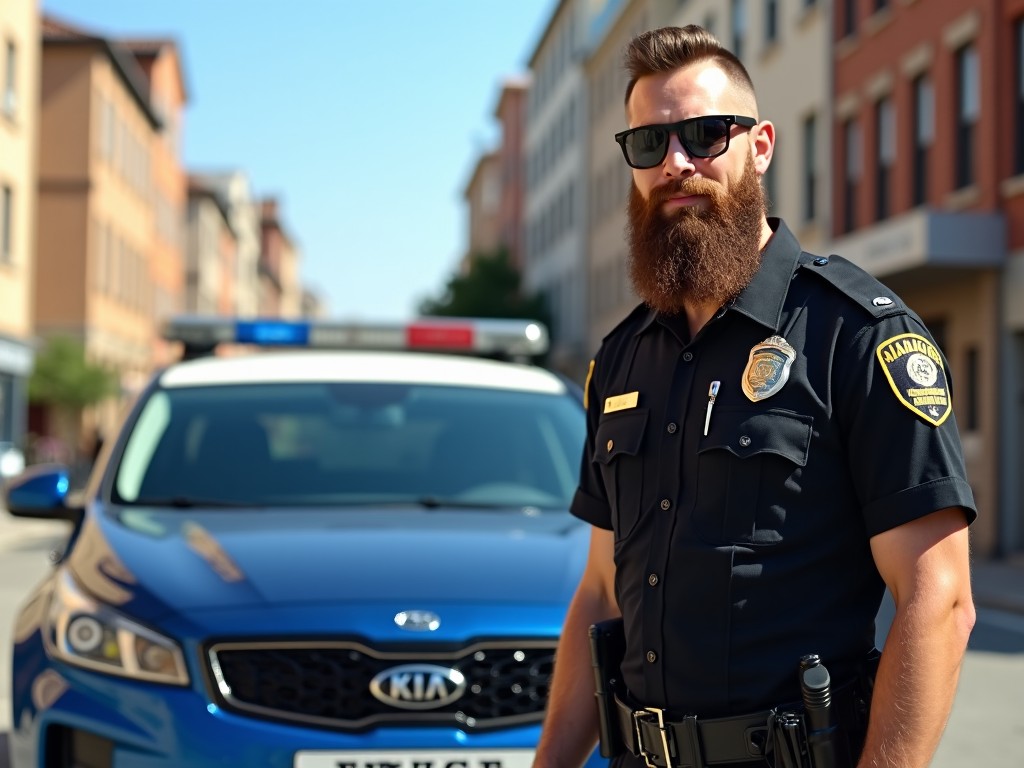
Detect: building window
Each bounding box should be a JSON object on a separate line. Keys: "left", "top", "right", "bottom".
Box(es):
{"left": 1, "top": 185, "right": 12, "bottom": 262}
{"left": 875, "top": 96, "right": 895, "bottom": 221}
{"left": 731, "top": 0, "right": 746, "bottom": 60}
{"left": 843, "top": 118, "right": 861, "bottom": 233}
{"left": 802, "top": 114, "right": 817, "bottom": 222}
{"left": 842, "top": 0, "right": 856, "bottom": 38}
{"left": 911, "top": 75, "right": 933, "bottom": 206}
{"left": 1015, "top": 18, "right": 1024, "bottom": 174}
{"left": 955, "top": 43, "right": 979, "bottom": 189}
{"left": 2, "top": 41, "right": 14, "bottom": 119}
{"left": 765, "top": 0, "right": 779, "bottom": 45}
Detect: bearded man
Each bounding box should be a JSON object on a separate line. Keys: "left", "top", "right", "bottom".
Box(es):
{"left": 533, "top": 24, "right": 976, "bottom": 768}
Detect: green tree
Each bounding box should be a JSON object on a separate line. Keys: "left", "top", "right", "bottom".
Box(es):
{"left": 419, "top": 247, "right": 550, "bottom": 327}
{"left": 28, "top": 336, "right": 119, "bottom": 460}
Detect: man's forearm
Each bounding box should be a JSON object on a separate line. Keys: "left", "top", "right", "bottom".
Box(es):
{"left": 856, "top": 592, "right": 975, "bottom": 767}
{"left": 532, "top": 591, "right": 615, "bottom": 768}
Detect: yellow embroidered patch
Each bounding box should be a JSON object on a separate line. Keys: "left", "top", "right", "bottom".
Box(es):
{"left": 875, "top": 333, "right": 951, "bottom": 426}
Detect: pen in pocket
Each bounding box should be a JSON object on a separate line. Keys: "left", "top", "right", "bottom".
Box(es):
{"left": 703, "top": 380, "right": 720, "bottom": 436}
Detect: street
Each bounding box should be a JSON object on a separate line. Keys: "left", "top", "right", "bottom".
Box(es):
{"left": 1, "top": 516, "right": 1022, "bottom": 767}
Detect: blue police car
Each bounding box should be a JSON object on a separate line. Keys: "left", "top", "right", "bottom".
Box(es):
{"left": 4, "top": 317, "right": 604, "bottom": 768}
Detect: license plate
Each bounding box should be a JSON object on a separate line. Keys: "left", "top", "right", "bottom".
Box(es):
{"left": 294, "top": 749, "right": 535, "bottom": 768}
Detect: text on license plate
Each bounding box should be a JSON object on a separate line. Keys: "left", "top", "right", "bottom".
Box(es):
{"left": 294, "top": 749, "right": 535, "bottom": 768}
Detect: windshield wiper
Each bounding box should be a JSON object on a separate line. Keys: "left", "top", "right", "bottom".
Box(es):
{"left": 129, "top": 496, "right": 259, "bottom": 509}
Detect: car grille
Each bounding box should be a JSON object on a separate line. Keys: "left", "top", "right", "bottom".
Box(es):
{"left": 205, "top": 638, "right": 557, "bottom": 731}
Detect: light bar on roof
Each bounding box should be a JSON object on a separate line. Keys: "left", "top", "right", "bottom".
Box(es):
{"left": 161, "top": 316, "right": 549, "bottom": 358}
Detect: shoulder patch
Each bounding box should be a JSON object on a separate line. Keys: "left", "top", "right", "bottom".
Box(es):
{"left": 799, "top": 252, "right": 906, "bottom": 320}
{"left": 875, "top": 333, "right": 951, "bottom": 426}
{"left": 583, "top": 359, "right": 595, "bottom": 410}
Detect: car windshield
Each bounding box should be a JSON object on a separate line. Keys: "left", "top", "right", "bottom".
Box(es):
{"left": 112, "top": 381, "right": 585, "bottom": 509}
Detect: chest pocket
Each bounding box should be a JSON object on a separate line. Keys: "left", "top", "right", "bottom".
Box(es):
{"left": 694, "top": 407, "right": 812, "bottom": 546}
{"left": 594, "top": 408, "right": 649, "bottom": 541}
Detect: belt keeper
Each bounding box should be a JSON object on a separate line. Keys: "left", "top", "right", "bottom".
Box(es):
{"left": 681, "top": 714, "right": 703, "bottom": 768}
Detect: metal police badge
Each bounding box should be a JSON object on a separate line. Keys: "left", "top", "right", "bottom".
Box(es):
{"left": 741, "top": 335, "right": 796, "bottom": 402}
{"left": 875, "top": 332, "right": 951, "bottom": 426}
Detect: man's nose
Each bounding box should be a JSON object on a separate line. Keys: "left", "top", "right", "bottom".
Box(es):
{"left": 663, "top": 133, "right": 695, "bottom": 176}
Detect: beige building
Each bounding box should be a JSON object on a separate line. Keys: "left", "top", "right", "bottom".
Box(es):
{"left": 36, "top": 16, "right": 188, "bottom": 440}
{"left": 258, "top": 198, "right": 302, "bottom": 319}
{"left": 523, "top": 0, "right": 591, "bottom": 376}
{"left": 186, "top": 176, "right": 237, "bottom": 315}
{"left": 0, "top": 0, "right": 39, "bottom": 450}
{"left": 461, "top": 149, "right": 502, "bottom": 272}
{"left": 671, "top": 0, "right": 834, "bottom": 252}
{"left": 584, "top": 0, "right": 658, "bottom": 351}
{"left": 192, "top": 170, "right": 262, "bottom": 318}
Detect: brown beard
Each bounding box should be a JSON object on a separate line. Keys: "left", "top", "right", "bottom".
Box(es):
{"left": 626, "top": 153, "right": 767, "bottom": 314}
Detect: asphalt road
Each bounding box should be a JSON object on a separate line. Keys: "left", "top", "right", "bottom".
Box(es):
{"left": 1, "top": 515, "right": 1022, "bottom": 767}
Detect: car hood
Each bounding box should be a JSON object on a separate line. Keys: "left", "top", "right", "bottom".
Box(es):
{"left": 65, "top": 504, "right": 591, "bottom": 623}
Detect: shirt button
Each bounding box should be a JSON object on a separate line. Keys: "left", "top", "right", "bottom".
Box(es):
{"left": 667, "top": 422, "right": 677, "bottom": 434}
{"left": 682, "top": 351, "right": 694, "bottom": 362}
{"left": 660, "top": 499, "right": 671, "bottom": 510}
{"left": 607, "top": 439, "right": 614, "bottom": 452}
{"left": 647, "top": 651, "right": 657, "bottom": 663}
{"left": 648, "top": 573, "right": 659, "bottom": 586}
{"left": 739, "top": 435, "right": 752, "bottom": 447}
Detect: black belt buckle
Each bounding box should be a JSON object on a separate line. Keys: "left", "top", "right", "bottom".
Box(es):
{"left": 632, "top": 707, "right": 675, "bottom": 768}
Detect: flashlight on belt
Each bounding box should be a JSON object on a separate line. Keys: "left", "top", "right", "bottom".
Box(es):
{"left": 799, "top": 654, "right": 851, "bottom": 768}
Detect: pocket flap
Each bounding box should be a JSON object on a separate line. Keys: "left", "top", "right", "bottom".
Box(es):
{"left": 594, "top": 409, "right": 649, "bottom": 465}
{"left": 701, "top": 408, "right": 812, "bottom": 466}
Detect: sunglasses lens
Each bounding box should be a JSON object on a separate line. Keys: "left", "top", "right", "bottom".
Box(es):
{"left": 625, "top": 127, "right": 669, "bottom": 168}
{"left": 683, "top": 117, "right": 730, "bottom": 158}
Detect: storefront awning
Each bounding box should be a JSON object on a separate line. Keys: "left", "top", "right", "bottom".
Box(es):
{"left": 828, "top": 209, "right": 1005, "bottom": 277}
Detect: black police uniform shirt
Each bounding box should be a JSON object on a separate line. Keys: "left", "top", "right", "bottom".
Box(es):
{"left": 571, "top": 218, "right": 977, "bottom": 718}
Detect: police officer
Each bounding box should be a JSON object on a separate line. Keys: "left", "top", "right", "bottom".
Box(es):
{"left": 533, "top": 25, "right": 976, "bottom": 768}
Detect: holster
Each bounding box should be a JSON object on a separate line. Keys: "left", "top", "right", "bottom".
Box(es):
{"left": 588, "top": 617, "right": 627, "bottom": 758}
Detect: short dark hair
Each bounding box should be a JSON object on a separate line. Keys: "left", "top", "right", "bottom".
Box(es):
{"left": 623, "top": 25, "right": 757, "bottom": 111}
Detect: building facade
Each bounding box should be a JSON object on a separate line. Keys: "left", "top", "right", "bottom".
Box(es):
{"left": 192, "top": 170, "right": 262, "bottom": 318}
{"left": 523, "top": 0, "right": 590, "bottom": 376}
{"left": 0, "top": 0, "right": 39, "bottom": 452}
{"left": 828, "top": 0, "right": 1020, "bottom": 558}
{"left": 122, "top": 37, "right": 189, "bottom": 370}
{"left": 494, "top": 79, "right": 529, "bottom": 269}
{"left": 462, "top": 149, "right": 502, "bottom": 271}
{"left": 186, "top": 177, "right": 237, "bottom": 315}
{"left": 258, "top": 198, "right": 302, "bottom": 319}
{"left": 37, "top": 16, "right": 186, "bottom": 441}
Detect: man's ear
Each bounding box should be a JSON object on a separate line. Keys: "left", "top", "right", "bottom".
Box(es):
{"left": 751, "top": 120, "right": 775, "bottom": 175}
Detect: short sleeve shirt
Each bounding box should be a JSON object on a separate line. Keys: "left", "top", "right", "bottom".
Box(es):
{"left": 571, "top": 218, "right": 976, "bottom": 717}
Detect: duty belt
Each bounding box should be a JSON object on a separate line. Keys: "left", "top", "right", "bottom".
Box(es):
{"left": 614, "top": 694, "right": 772, "bottom": 767}
{"left": 614, "top": 679, "right": 869, "bottom": 768}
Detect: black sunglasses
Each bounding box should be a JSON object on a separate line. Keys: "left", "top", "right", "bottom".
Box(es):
{"left": 614, "top": 114, "right": 758, "bottom": 169}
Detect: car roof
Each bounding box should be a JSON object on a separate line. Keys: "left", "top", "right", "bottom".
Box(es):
{"left": 157, "top": 350, "right": 570, "bottom": 395}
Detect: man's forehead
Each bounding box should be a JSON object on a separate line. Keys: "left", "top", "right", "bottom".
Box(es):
{"left": 627, "top": 63, "right": 735, "bottom": 121}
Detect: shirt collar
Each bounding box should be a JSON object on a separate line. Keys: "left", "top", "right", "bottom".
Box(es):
{"left": 635, "top": 217, "right": 802, "bottom": 337}
{"left": 728, "top": 217, "right": 802, "bottom": 332}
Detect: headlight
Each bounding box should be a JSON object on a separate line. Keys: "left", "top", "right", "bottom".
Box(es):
{"left": 45, "top": 570, "right": 189, "bottom": 686}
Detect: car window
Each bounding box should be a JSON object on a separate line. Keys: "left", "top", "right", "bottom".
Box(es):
{"left": 113, "top": 382, "right": 585, "bottom": 509}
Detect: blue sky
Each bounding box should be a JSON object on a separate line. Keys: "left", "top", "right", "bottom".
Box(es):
{"left": 41, "top": 0, "right": 557, "bottom": 321}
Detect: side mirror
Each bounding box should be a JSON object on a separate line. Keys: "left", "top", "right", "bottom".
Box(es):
{"left": 3, "top": 463, "right": 83, "bottom": 524}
